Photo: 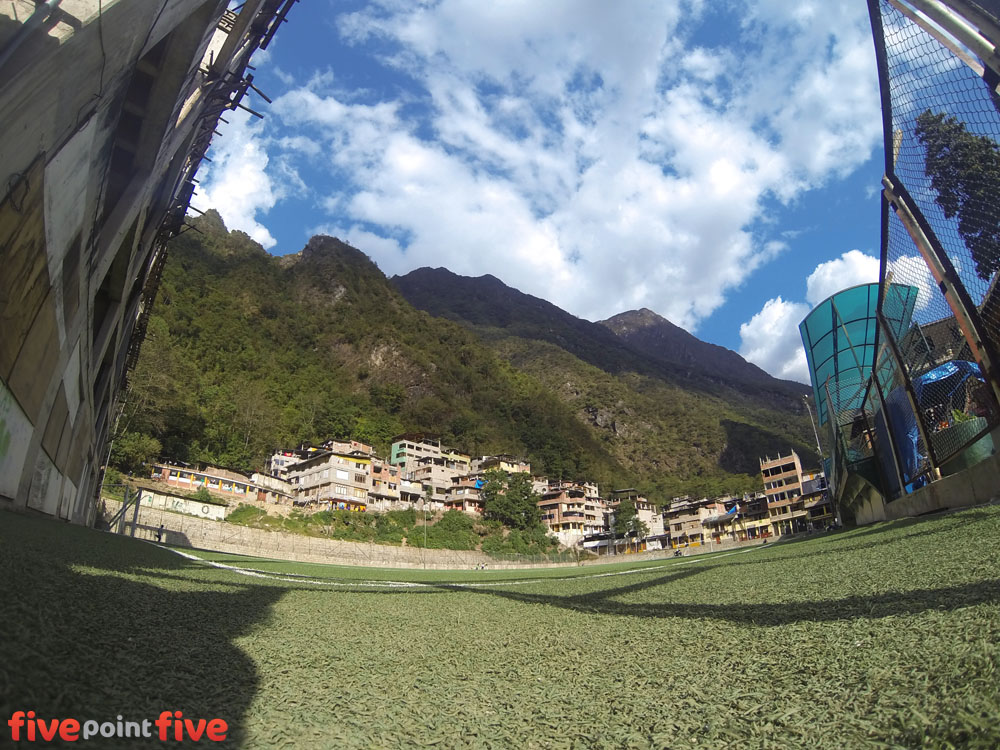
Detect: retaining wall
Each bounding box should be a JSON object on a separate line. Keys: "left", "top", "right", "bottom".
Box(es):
{"left": 100, "top": 498, "right": 766, "bottom": 571}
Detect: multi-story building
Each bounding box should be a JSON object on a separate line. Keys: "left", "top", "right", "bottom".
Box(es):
{"left": 761, "top": 451, "right": 804, "bottom": 503}
{"left": 324, "top": 439, "right": 376, "bottom": 457}
{"left": 268, "top": 447, "right": 318, "bottom": 480}
{"left": 701, "top": 497, "right": 743, "bottom": 543}
{"left": 410, "top": 453, "right": 470, "bottom": 511}
{"left": 249, "top": 472, "right": 295, "bottom": 505}
{"left": 664, "top": 497, "right": 708, "bottom": 548}
{"left": 445, "top": 474, "right": 486, "bottom": 515}
{"left": 390, "top": 434, "right": 442, "bottom": 473}
{"left": 761, "top": 451, "right": 833, "bottom": 535}
{"left": 472, "top": 455, "right": 531, "bottom": 474}
{"left": 289, "top": 451, "right": 370, "bottom": 511}
{"left": 761, "top": 451, "right": 806, "bottom": 536}
{"left": 538, "top": 482, "right": 608, "bottom": 546}
{"left": 399, "top": 478, "right": 424, "bottom": 508}
{"left": 441, "top": 447, "right": 472, "bottom": 474}
{"left": 731, "top": 492, "right": 772, "bottom": 540}
{"left": 151, "top": 463, "right": 290, "bottom": 505}
{"left": 801, "top": 470, "right": 835, "bottom": 529}
{"left": 367, "top": 457, "right": 403, "bottom": 512}
{"left": 608, "top": 489, "right": 665, "bottom": 537}
{"left": 0, "top": 0, "right": 293, "bottom": 525}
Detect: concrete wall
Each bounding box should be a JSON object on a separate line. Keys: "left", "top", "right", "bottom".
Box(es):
{"left": 840, "top": 428, "right": 1000, "bottom": 525}
{"left": 138, "top": 488, "right": 226, "bottom": 521}
{"left": 885, "top": 448, "right": 1000, "bottom": 521}
{"left": 0, "top": 1, "right": 287, "bottom": 525}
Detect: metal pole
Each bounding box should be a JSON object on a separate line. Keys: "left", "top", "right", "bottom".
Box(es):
{"left": 130, "top": 486, "right": 141, "bottom": 537}
{"left": 118, "top": 486, "right": 129, "bottom": 535}
{"left": 804, "top": 395, "right": 823, "bottom": 456}
{"left": 886, "top": 0, "right": 990, "bottom": 80}
{"left": 877, "top": 309, "right": 943, "bottom": 476}
{"left": 899, "top": 0, "right": 1000, "bottom": 80}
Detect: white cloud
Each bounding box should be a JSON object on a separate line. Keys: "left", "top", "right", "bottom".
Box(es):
{"left": 805, "top": 249, "right": 880, "bottom": 305}
{"left": 740, "top": 248, "right": 884, "bottom": 384}
{"left": 740, "top": 248, "right": 939, "bottom": 384}
{"left": 200, "top": 1, "right": 882, "bottom": 332}
{"left": 886, "top": 254, "right": 936, "bottom": 311}
{"left": 738, "top": 297, "right": 812, "bottom": 383}
{"left": 190, "top": 110, "right": 279, "bottom": 249}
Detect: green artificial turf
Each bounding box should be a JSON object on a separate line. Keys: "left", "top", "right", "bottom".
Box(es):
{"left": 2, "top": 506, "right": 999, "bottom": 748}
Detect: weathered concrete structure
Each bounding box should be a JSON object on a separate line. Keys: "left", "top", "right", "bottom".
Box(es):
{"left": 0, "top": 1, "right": 293, "bottom": 524}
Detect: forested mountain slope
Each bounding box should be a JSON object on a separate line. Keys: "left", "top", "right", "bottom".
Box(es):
{"left": 116, "top": 213, "right": 818, "bottom": 498}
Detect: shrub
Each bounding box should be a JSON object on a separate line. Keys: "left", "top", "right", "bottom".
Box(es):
{"left": 385, "top": 508, "right": 417, "bottom": 528}
{"left": 226, "top": 504, "right": 267, "bottom": 525}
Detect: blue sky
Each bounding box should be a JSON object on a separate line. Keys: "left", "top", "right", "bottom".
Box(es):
{"left": 194, "top": 0, "right": 896, "bottom": 384}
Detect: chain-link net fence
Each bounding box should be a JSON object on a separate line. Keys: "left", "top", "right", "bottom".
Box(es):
{"left": 869, "top": 0, "right": 1000, "bottom": 491}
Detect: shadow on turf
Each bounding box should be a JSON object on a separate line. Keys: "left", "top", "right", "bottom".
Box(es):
{"left": 0, "top": 513, "right": 283, "bottom": 749}
{"left": 704, "top": 510, "right": 997, "bottom": 572}
{"left": 437, "top": 565, "right": 1000, "bottom": 626}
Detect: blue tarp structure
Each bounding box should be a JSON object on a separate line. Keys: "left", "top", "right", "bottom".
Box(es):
{"left": 913, "top": 360, "right": 982, "bottom": 407}
{"left": 873, "top": 385, "right": 923, "bottom": 496}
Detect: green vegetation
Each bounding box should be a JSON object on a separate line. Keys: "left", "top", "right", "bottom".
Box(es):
{"left": 225, "top": 503, "right": 560, "bottom": 557}
{"left": 480, "top": 522, "right": 559, "bottom": 557}
{"left": 612, "top": 496, "right": 649, "bottom": 550}
{"left": 3, "top": 507, "right": 1000, "bottom": 748}
{"left": 481, "top": 468, "right": 541, "bottom": 530}
{"left": 916, "top": 110, "right": 1000, "bottom": 280}
{"left": 109, "top": 432, "right": 162, "bottom": 474}
{"left": 494, "top": 336, "right": 816, "bottom": 498}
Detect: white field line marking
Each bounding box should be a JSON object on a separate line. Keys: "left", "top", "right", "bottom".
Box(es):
{"left": 457, "top": 547, "right": 763, "bottom": 588}
{"left": 163, "top": 546, "right": 427, "bottom": 588}
{"left": 156, "top": 543, "right": 764, "bottom": 589}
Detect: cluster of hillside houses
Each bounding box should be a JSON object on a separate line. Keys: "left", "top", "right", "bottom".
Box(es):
{"left": 149, "top": 434, "right": 833, "bottom": 552}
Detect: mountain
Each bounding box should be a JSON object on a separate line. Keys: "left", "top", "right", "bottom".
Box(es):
{"left": 117, "top": 213, "right": 623, "bottom": 485}
{"left": 390, "top": 267, "right": 641, "bottom": 375}
{"left": 117, "top": 215, "right": 820, "bottom": 501}
{"left": 392, "top": 268, "right": 820, "bottom": 496}
{"left": 600, "top": 308, "right": 808, "bottom": 396}
{"left": 392, "top": 268, "right": 808, "bottom": 408}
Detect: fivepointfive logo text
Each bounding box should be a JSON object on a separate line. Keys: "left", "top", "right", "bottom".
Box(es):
{"left": 7, "top": 711, "right": 229, "bottom": 742}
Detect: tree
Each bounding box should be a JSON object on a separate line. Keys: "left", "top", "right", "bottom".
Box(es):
{"left": 192, "top": 486, "right": 213, "bottom": 503}
{"left": 613, "top": 497, "right": 649, "bottom": 553}
{"left": 915, "top": 110, "right": 1000, "bottom": 281}
{"left": 481, "top": 468, "right": 541, "bottom": 531}
{"left": 109, "top": 432, "right": 161, "bottom": 474}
